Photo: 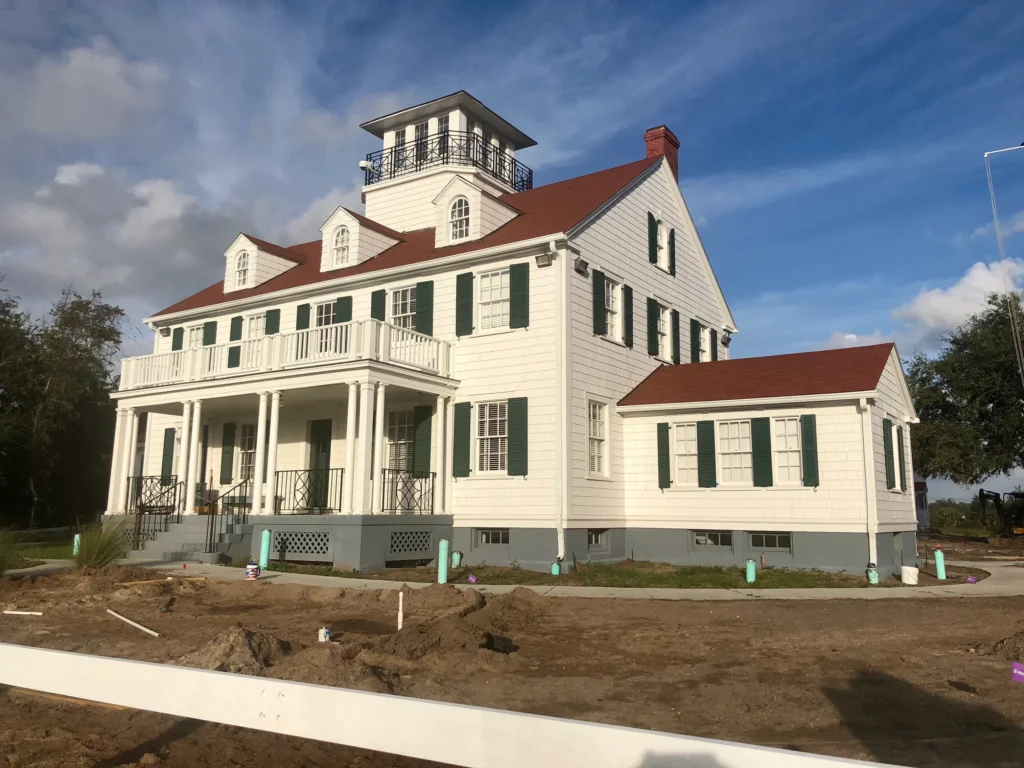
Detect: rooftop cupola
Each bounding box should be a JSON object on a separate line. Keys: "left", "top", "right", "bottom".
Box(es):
{"left": 359, "top": 91, "right": 536, "bottom": 233}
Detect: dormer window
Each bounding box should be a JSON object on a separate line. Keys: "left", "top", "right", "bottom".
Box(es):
{"left": 333, "top": 226, "right": 350, "bottom": 268}
{"left": 450, "top": 196, "right": 470, "bottom": 241}
{"left": 234, "top": 252, "right": 249, "bottom": 288}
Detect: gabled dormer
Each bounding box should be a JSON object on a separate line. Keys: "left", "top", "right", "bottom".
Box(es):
{"left": 223, "top": 234, "right": 299, "bottom": 294}
{"left": 318, "top": 207, "right": 403, "bottom": 273}
{"left": 359, "top": 91, "right": 536, "bottom": 233}
{"left": 431, "top": 176, "right": 520, "bottom": 248}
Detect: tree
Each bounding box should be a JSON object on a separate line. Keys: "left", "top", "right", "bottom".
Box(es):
{"left": 0, "top": 282, "right": 124, "bottom": 528}
{"left": 907, "top": 293, "right": 1024, "bottom": 485}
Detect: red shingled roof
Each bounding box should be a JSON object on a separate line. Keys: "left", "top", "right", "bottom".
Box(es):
{"left": 619, "top": 344, "right": 896, "bottom": 407}
{"left": 154, "top": 156, "right": 660, "bottom": 317}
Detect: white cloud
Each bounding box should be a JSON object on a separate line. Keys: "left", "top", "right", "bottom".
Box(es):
{"left": 892, "top": 259, "right": 1024, "bottom": 340}
{"left": 22, "top": 38, "right": 168, "bottom": 141}
{"left": 825, "top": 330, "right": 890, "bottom": 349}
{"left": 971, "top": 210, "right": 1024, "bottom": 241}
{"left": 53, "top": 162, "right": 106, "bottom": 186}
{"left": 275, "top": 183, "right": 363, "bottom": 245}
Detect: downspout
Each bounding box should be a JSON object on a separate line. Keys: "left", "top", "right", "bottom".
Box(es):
{"left": 556, "top": 242, "right": 572, "bottom": 561}
{"left": 858, "top": 397, "right": 879, "bottom": 566}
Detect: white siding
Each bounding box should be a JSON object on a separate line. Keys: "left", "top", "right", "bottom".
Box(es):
{"left": 364, "top": 168, "right": 510, "bottom": 233}
{"left": 621, "top": 404, "right": 869, "bottom": 532}
{"left": 567, "top": 162, "right": 730, "bottom": 523}
{"left": 319, "top": 209, "right": 400, "bottom": 271}
{"left": 224, "top": 241, "right": 295, "bottom": 294}
{"left": 871, "top": 351, "right": 917, "bottom": 528}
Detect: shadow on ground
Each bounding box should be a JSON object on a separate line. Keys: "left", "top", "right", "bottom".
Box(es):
{"left": 93, "top": 718, "right": 203, "bottom": 767}
{"left": 824, "top": 669, "right": 1024, "bottom": 767}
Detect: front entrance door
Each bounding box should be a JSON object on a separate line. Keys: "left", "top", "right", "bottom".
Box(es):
{"left": 308, "top": 419, "right": 332, "bottom": 509}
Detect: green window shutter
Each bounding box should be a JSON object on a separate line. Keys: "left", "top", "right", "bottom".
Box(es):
{"left": 227, "top": 346, "right": 241, "bottom": 368}
{"left": 220, "top": 423, "right": 236, "bottom": 484}
{"left": 507, "top": 397, "right": 528, "bottom": 476}
{"left": 413, "top": 405, "right": 433, "bottom": 478}
{"left": 229, "top": 316, "right": 243, "bottom": 342}
{"left": 622, "top": 285, "right": 633, "bottom": 348}
{"left": 671, "top": 309, "right": 680, "bottom": 364}
{"left": 592, "top": 270, "right": 607, "bottom": 336}
{"left": 657, "top": 422, "right": 671, "bottom": 489}
{"left": 882, "top": 417, "right": 895, "bottom": 489}
{"left": 415, "top": 281, "right": 434, "bottom": 335}
{"left": 202, "top": 321, "right": 217, "bottom": 346}
{"left": 509, "top": 263, "right": 530, "bottom": 329}
{"left": 668, "top": 229, "right": 676, "bottom": 276}
{"left": 646, "top": 298, "right": 660, "bottom": 356}
{"left": 171, "top": 327, "right": 184, "bottom": 351}
{"left": 751, "top": 417, "right": 773, "bottom": 487}
{"left": 697, "top": 420, "right": 717, "bottom": 488}
{"left": 801, "top": 415, "right": 819, "bottom": 487}
{"left": 897, "top": 425, "right": 908, "bottom": 491}
{"left": 648, "top": 212, "right": 658, "bottom": 264}
{"left": 710, "top": 329, "right": 718, "bottom": 361}
{"left": 370, "top": 289, "right": 386, "bottom": 321}
{"left": 264, "top": 309, "right": 280, "bottom": 335}
{"left": 453, "top": 403, "right": 472, "bottom": 477}
{"left": 690, "top": 319, "right": 701, "bottom": 363}
{"left": 161, "top": 427, "right": 176, "bottom": 483}
{"left": 456, "top": 272, "right": 474, "bottom": 336}
{"left": 296, "top": 304, "right": 310, "bottom": 331}
{"left": 333, "top": 296, "right": 352, "bottom": 324}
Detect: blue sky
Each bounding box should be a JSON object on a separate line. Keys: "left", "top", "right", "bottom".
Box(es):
{"left": 1, "top": 0, "right": 1023, "bottom": 495}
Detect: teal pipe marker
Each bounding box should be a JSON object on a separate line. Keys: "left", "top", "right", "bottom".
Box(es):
{"left": 867, "top": 565, "right": 879, "bottom": 585}
{"left": 451, "top": 550, "right": 462, "bottom": 568}
{"left": 72, "top": 533, "right": 81, "bottom": 557}
{"left": 934, "top": 547, "right": 946, "bottom": 580}
{"left": 551, "top": 562, "right": 560, "bottom": 576}
{"left": 745, "top": 559, "right": 756, "bottom": 583}
{"left": 259, "top": 529, "right": 271, "bottom": 570}
{"left": 438, "top": 539, "right": 450, "bottom": 584}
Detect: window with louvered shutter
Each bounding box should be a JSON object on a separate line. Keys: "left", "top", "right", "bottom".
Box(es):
{"left": 673, "top": 423, "right": 698, "bottom": 485}
{"left": 476, "top": 401, "right": 508, "bottom": 473}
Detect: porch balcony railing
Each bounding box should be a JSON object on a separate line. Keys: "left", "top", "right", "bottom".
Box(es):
{"left": 381, "top": 468, "right": 435, "bottom": 515}
{"left": 119, "top": 319, "right": 453, "bottom": 391}
{"left": 273, "top": 468, "right": 344, "bottom": 514}
{"left": 363, "top": 129, "right": 533, "bottom": 192}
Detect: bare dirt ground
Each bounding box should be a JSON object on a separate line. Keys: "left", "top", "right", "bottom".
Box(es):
{"left": 919, "top": 532, "right": 1024, "bottom": 561}
{"left": 3, "top": 566, "right": 1024, "bottom": 768}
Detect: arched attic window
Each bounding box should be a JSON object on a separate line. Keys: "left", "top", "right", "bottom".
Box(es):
{"left": 450, "top": 196, "right": 470, "bottom": 241}
{"left": 333, "top": 226, "right": 350, "bottom": 267}
{"left": 235, "top": 251, "right": 249, "bottom": 288}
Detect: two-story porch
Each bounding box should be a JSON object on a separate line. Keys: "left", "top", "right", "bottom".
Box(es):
{"left": 107, "top": 319, "right": 458, "bottom": 569}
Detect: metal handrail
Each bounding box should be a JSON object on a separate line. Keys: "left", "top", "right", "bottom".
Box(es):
{"left": 205, "top": 478, "right": 252, "bottom": 554}
{"left": 125, "top": 476, "right": 181, "bottom": 550}
{"left": 381, "top": 468, "right": 435, "bottom": 514}
{"left": 363, "top": 130, "right": 533, "bottom": 192}
{"left": 274, "top": 468, "right": 344, "bottom": 514}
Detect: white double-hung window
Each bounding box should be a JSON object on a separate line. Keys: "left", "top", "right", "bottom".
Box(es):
{"left": 186, "top": 325, "right": 204, "bottom": 349}
{"left": 588, "top": 401, "right": 607, "bottom": 476}
{"left": 477, "top": 401, "right": 508, "bottom": 473}
{"left": 674, "top": 423, "right": 699, "bottom": 485}
{"left": 391, "top": 286, "right": 417, "bottom": 329}
{"left": 774, "top": 417, "right": 802, "bottom": 484}
{"left": 479, "top": 268, "right": 510, "bottom": 330}
{"left": 603, "top": 277, "right": 621, "bottom": 341}
{"left": 656, "top": 303, "right": 669, "bottom": 359}
{"left": 246, "top": 313, "right": 266, "bottom": 339}
{"left": 718, "top": 420, "right": 752, "bottom": 484}
{"left": 239, "top": 424, "right": 256, "bottom": 481}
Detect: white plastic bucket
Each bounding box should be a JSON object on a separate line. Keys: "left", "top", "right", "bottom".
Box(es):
{"left": 900, "top": 566, "right": 919, "bottom": 585}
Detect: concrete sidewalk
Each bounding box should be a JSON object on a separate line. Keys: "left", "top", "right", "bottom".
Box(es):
{"left": 108, "top": 558, "right": 1024, "bottom": 601}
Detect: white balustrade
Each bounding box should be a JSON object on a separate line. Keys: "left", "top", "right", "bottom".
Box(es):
{"left": 118, "top": 320, "right": 452, "bottom": 390}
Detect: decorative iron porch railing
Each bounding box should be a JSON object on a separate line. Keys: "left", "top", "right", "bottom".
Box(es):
{"left": 363, "top": 130, "right": 533, "bottom": 192}
{"left": 205, "top": 478, "right": 251, "bottom": 554}
{"left": 124, "top": 476, "right": 182, "bottom": 550}
{"left": 273, "top": 468, "right": 344, "bottom": 514}
{"left": 381, "top": 468, "right": 435, "bottom": 514}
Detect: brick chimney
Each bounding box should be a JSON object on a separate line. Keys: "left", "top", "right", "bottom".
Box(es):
{"left": 644, "top": 125, "right": 680, "bottom": 180}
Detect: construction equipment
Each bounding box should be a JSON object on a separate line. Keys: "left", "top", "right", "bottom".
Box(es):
{"left": 978, "top": 489, "right": 1024, "bottom": 535}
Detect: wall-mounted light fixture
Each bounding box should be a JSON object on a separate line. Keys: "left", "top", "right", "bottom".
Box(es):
{"left": 573, "top": 256, "right": 589, "bottom": 275}
{"left": 535, "top": 240, "right": 557, "bottom": 268}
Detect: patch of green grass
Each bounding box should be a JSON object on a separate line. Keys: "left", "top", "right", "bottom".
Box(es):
{"left": 13, "top": 540, "right": 74, "bottom": 559}
{"left": 938, "top": 526, "right": 992, "bottom": 539}
{"left": 0, "top": 530, "right": 20, "bottom": 576}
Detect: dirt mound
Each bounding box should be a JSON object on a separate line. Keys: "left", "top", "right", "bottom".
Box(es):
{"left": 975, "top": 630, "right": 1024, "bottom": 661}
{"left": 401, "top": 583, "right": 485, "bottom": 619}
{"left": 75, "top": 565, "right": 165, "bottom": 591}
{"left": 175, "top": 625, "right": 292, "bottom": 674}
{"left": 269, "top": 646, "right": 394, "bottom": 693}
{"left": 468, "top": 587, "right": 546, "bottom": 633}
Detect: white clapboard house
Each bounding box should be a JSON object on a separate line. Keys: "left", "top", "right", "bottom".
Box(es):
{"left": 106, "top": 92, "right": 919, "bottom": 576}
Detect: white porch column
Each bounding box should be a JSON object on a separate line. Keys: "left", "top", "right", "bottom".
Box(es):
{"left": 252, "top": 392, "right": 269, "bottom": 515}
{"left": 177, "top": 401, "right": 192, "bottom": 510}
{"left": 444, "top": 395, "right": 455, "bottom": 516}
{"left": 265, "top": 392, "right": 282, "bottom": 514}
{"left": 354, "top": 381, "right": 376, "bottom": 514}
{"left": 185, "top": 399, "right": 203, "bottom": 514}
{"left": 117, "top": 408, "right": 139, "bottom": 513}
{"left": 106, "top": 408, "right": 127, "bottom": 514}
{"left": 342, "top": 382, "right": 358, "bottom": 514}
{"left": 435, "top": 395, "right": 447, "bottom": 514}
{"left": 371, "top": 383, "right": 387, "bottom": 515}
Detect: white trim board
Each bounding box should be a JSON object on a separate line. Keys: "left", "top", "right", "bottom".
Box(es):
{"left": 617, "top": 390, "right": 878, "bottom": 415}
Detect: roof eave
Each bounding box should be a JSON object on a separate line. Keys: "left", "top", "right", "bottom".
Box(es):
{"left": 617, "top": 390, "right": 879, "bottom": 413}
